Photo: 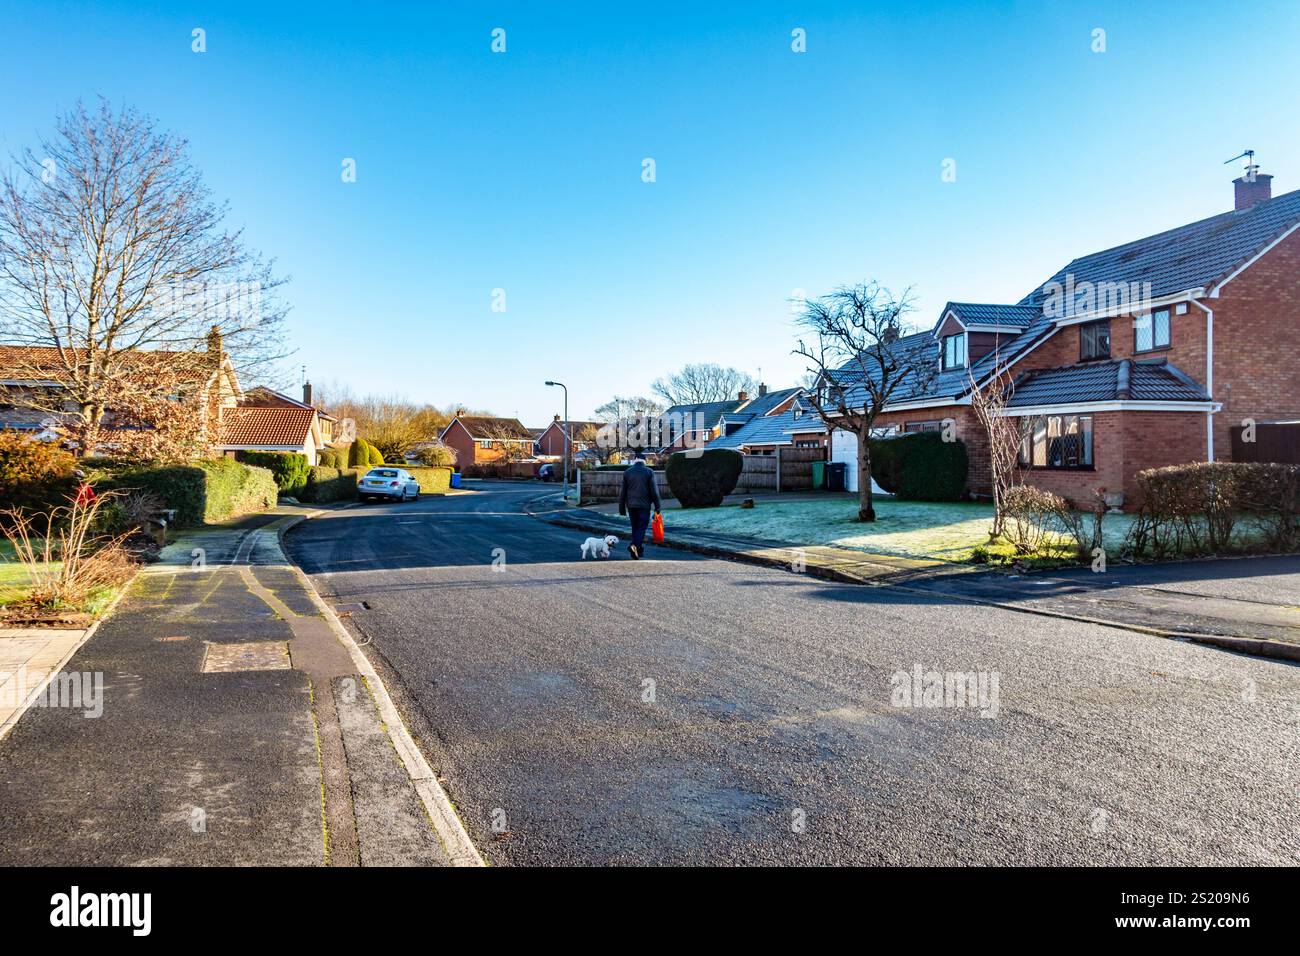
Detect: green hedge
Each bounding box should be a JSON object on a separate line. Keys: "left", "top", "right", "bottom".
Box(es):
{"left": 235, "top": 451, "right": 309, "bottom": 496}
{"left": 302, "top": 466, "right": 361, "bottom": 503}
{"left": 96, "top": 458, "right": 277, "bottom": 527}
{"left": 869, "top": 431, "right": 968, "bottom": 501}
{"left": 387, "top": 464, "right": 452, "bottom": 494}
{"left": 665, "top": 448, "right": 744, "bottom": 507}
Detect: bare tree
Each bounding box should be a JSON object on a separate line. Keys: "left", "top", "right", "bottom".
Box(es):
{"left": 316, "top": 383, "right": 453, "bottom": 461}
{"left": 651, "top": 363, "right": 756, "bottom": 407}
{"left": 794, "top": 283, "right": 937, "bottom": 522}
{"left": 593, "top": 395, "right": 663, "bottom": 422}
{"left": 968, "top": 365, "right": 1021, "bottom": 538}
{"left": 0, "top": 101, "right": 289, "bottom": 455}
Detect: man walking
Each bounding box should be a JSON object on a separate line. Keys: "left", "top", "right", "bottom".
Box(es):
{"left": 618, "top": 456, "right": 662, "bottom": 559}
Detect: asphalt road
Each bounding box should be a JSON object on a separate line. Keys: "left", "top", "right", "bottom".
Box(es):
{"left": 285, "top": 482, "right": 1300, "bottom": 866}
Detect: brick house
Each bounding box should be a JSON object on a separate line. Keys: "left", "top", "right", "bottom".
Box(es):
{"left": 708, "top": 388, "right": 829, "bottom": 455}
{"left": 823, "top": 168, "right": 1300, "bottom": 508}
{"left": 534, "top": 415, "right": 602, "bottom": 458}
{"left": 438, "top": 412, "right": 536, "bottom": 465}
{"left": 0, "top": 332, "right": 338, "bottom": 463}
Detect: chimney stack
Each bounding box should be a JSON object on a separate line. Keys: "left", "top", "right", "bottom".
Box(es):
{"left": 455, "top": 407, "right": 467, "bottom": 417}
{"left": 1234, "top": 166, "right": 1273, "bottom": 210}
{"left": 302, "top": 381, "right": 313, "bottom": 406}
{"left": 737, "top": 390, "right": 749, "bottom": 402}
{"left": 205, "top": 325, "right": 223, "bottom": 364}
{"left": 554, "top": 413, "right": 561, "bottom": 422}
{"left": 758, "top": 383, "right": 768, "bottom": 397}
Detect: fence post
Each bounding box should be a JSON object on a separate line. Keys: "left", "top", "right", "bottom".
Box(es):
{"left": 776, "top": 450, "right": 782, "bottom": 493}
{"left": 575, "top": 466, "right": 581, "bottom": 504}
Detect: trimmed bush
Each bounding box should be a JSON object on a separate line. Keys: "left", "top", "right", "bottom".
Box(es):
{"left": 396, "top": 464, "right": 453, "bottom": 495}
{"left": 96, "top": 458, "right": 276, "bottom": 527}
{"left": 302, "top": 466, "right": 361, "bottom": 503}
{"left": 869, "top": 431, "right": 968, "bottom": 501}
{"left": 1127, "top": 461, "right": 1300, "bottom": 557}
{"left": 347, "top": 439, "right": 373, "bottom": 468}
{"left": 368, "top": 443, "right": 385, "bottom": 466}
{"left": 0, "top": 432, "right": 78, "bottom": 523}
{"left": 665, "top": 448, "right": 744, "bottom": 507}
{"left": 317, "top": 448, "right": 345, "bottom": 469}
{"left": 235, "top": 451, "right": 309, "bottom": 497}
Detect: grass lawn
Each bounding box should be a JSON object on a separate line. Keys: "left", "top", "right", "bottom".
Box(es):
{"left": 0, "top": 539, "right": 57, "bottom": 606}
{"left": 0, "top": 538, "right": 120, "bottom": 616}
{"left": 662, "top": 494, "right": 1139, "bottom": 564}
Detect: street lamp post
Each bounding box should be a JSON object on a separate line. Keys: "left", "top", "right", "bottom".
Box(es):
{"left": 544, "top": 380, "right": 569, "bottom": 502}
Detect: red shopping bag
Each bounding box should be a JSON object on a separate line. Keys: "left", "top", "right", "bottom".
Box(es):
{"left": 651, "top": 512, "right": 665, "bottom": 544}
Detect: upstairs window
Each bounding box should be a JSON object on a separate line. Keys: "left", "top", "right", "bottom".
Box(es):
{"left": 1134, "top": 309, "right": 1171, "bottom": 352}
{"left": 942, "top": 332, "right": 966, "bottom": 370}
{"left": 1079, "top": 320, "right": 1111, "bottom": 360}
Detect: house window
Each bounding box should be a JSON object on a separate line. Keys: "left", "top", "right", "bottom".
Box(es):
{"left": 1019, "top": 414, "right": 1093, "bottom": 469}
{"left": 905, "top": 420, "right": 942, "bottom": 433}
{"left": 1134, "top": 309, "right": 1171, "bottom": 352}
{"left": 942, "top": 333, "right": 966, "bottom": 370}
{"left": 1079, "top": 320, "right": 1111, "bottom": 360}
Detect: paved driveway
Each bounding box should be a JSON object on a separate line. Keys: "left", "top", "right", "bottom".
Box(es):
{"left": 285, "top": 482, "right": 1300, "bottom": 866}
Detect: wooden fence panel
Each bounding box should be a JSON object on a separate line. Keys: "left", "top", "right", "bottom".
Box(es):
{"left": 1231, "top": 422, "right": 1300, "bottom": 464}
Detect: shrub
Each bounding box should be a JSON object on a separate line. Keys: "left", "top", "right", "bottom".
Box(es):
{"left": 409, "top": 442, "right": 457, "bottom": 467}
{"left": 2, "top": 491, "right": 137, "bottom": 609}
{"left": 235, "top": 451, "right": 310, "bottom": 497}
{"left": 399, "top": 465, "right": 453, "bottom": 495}
{"left": 97, "top": 458, "right": 276, "bottom": 527}
{"left": 302, "top": 466, "right": 361, "bottom": 503}
{"left": 0, "top": 432, "right": 78, "bottom": 523}
{"left": 347, "top": 439, "right": 373, "bottom": 468}
{"left": 317, "top": 448, "right": 345, "bottom": 469}
{"left": 1127, "top": 461, "right": 1300, "bottom": 558}
{"left": 665, "top": 449, "right": 744, "bottom": 507}
{"left": 868, "top": 431, "right": 968, "bottom": 501}
{"left": 1001, "top": 485, "right": 1065, "bottom": 554}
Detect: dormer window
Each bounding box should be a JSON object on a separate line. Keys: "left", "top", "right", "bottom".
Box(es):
{"left": 942, "top": 332, "right": 966, "bottom": 370}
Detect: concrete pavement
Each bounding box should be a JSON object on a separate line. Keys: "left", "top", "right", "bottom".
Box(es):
{"left": 285, "top": 481, "right": 1300, "bottom": 866}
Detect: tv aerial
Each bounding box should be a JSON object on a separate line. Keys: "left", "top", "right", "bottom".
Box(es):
{"left": 1223, "top": 149, "right": 1255, "bottom": 167}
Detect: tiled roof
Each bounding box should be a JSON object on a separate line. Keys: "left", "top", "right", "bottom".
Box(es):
{"left": 1006, "top": 359, "right": 1210, "bottom": 408}
{"left": 220, "top": 406, "right": 316, "bottom": 446}
{"left": 942, "top": 302, "right": 1039, "bottom": 328}
{"left": 454, "top": 416, "right": 533, "bottom": 440}
{"left": 0, "top": 344, "right": 215, "bottom": 380}
{"left": 711, "top": 403, "right": 827, "bottom": 448}
{"left": 662, "top": 399, "right": 745, "bottom": 427}
{"left": 720, "top": 387, "right": 802, "bottom": 426}
{"left": 1021, "top": 187, "right": 1300, "bottom": 315}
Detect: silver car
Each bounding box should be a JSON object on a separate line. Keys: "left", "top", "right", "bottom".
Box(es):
{"left": 358, "top": 467, "right": 420, "bottom": 502}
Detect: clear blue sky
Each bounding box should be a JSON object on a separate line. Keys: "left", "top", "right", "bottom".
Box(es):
{"left": 2, "top": 1, "right": 1297, "bottom": 421}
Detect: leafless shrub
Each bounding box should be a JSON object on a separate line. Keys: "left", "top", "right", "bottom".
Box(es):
{"left": 2, "top": 491, "right": 137, "bottom": 609}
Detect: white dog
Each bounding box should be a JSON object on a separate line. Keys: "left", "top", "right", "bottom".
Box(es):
{"left": 580, "top": 534, "right": 620, "bottom": 559}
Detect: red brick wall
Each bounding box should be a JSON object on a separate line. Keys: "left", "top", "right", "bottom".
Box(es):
{"left": 1209, "top": 228, "right": 1300, "bottom": 458}
{"left": 441, "top": 419, "right": 479, "bottom": 466}
{"left": 1013, "top": 411, "right": 1204, "bottom": 508}
{"left": 537, "top": 422, "right": 566, "bottom": 457}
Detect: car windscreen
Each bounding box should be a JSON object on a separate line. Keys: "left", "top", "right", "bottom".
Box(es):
{"left": 367, "top": 470, "right": 400, "bottom": 478}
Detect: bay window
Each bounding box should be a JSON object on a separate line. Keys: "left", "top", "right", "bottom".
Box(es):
{"left": 1018, "top": 414, "right": 1093, "bottom": 469}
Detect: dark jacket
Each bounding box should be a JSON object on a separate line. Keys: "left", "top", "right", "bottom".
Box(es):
{"left": 619, "top": 461, "right": 662, "bottom": 513}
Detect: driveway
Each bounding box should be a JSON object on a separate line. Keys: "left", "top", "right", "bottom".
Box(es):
{"left": 284, "top": 482, "right": 1300, "bottom": 866}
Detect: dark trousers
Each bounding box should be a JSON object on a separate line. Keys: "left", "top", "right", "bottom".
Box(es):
{"left": 628, "top": 507, "right": 651, "bottom": 550}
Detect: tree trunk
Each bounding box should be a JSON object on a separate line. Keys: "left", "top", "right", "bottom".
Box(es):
{"left": 857, "top": 427, "right": 875, "bottom": 522}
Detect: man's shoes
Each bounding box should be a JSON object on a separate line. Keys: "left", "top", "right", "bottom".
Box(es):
{"left": 629, "top": 544, "right": 641, "bottom": 560}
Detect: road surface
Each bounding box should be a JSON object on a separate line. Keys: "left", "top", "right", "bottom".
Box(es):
{"left": 285, "top": 482, "right": 1300, "bottom": 866}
